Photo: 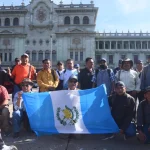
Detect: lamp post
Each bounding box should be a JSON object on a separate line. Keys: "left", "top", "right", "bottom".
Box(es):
{"left": 50, "top": 35, "right": 53, "bottom": 67}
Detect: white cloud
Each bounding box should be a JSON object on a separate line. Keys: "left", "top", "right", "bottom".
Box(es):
{"left": 117, "top": 0, "right": 149, "bottom": 14}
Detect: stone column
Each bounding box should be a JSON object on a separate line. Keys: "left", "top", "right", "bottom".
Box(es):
{"left": 104, "top": 41, "right": 105, "bottom": 49}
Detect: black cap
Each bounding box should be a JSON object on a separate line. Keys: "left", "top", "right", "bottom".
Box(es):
{"left": 57, "top": 61, "right": 63, "bottom": 66}
{"left": 136, "top": 60, "right": 143, "bottom": 64}
{"left": 115, "top": 81, "right": 125, "bottom": 88}
{"left": 118, "top": 59, "right": 123, "bottom": 64}
{"left": 144, "top": 86, "right": 150, "bottom": 94}
{"left": 15, "top": 58, "right": 20, "bottom": 62}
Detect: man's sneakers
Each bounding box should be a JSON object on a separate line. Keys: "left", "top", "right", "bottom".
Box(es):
{"left": 102, "top": 134, "right": 115, "bottom": 140}
{"left": 1, "top": 144, "right": 17, "bottom": 150}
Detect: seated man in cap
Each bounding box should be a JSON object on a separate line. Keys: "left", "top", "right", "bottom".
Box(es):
{"left": 68, "top": 75, "right": 78, "bottom": 90}
{"left": 137, "top": 86, "right": 150, "bottom": 144}
{"left": 13, "top": 78, "right": 34, "bottom": 138}
{"left": 115, "top": 58, "right": 140, "bottom": 99}
{"left": 105, "top": 81, "right": 136, "bottom": 140}
{"left": 8, "top": 53, "right": 36, "bottom": 99}
{"left": 92, "top": 58, "right": 115, "bottom": 96}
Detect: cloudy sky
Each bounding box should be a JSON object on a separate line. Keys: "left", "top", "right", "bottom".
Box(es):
{"left": 1, "top": 0, "right": 150, "bottom": 33}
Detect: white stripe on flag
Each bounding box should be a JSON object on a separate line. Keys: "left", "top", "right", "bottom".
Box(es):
{"left": 50, "top": 90, "right": 89, "bottom": 134}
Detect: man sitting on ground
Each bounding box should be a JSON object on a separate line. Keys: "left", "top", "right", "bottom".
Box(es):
{"left": 105, "top": 81, "right": 136, "bottom": 140}
{"left": 137, "top": 86, "right": 150, "bottom": 144}
{"left": 13, "top": 78, "right": 33, "bottom": 138}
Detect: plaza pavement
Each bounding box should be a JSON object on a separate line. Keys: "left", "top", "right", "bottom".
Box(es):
{"left": 2, "top": 91, "right": 150, "bottom": 150}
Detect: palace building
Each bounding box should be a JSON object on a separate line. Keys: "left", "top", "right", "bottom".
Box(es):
{"left": 0, "top": 0, "right": 149, "bottom": 68}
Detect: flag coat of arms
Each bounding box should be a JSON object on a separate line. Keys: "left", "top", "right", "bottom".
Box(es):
{"left": 22, "top": 84, "right": 119, "bottom": 136}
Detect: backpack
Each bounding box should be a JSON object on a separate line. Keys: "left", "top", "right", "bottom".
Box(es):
{"left": 55, "top": 69, "right": 66, "bottom": 90}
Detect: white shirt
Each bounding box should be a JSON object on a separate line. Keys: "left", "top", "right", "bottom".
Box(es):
{"left": 13, "top": 91, "right": 32, "bottom": 111}
{"left": 60, "top": 69, "right": 78, "bottom": 89}
{"left": 115, "top": 69, "right": 141, "bottom": 91}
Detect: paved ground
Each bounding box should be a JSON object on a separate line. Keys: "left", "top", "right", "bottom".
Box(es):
{"left": 2, "top": 90, "right": 150, "bottom": 150}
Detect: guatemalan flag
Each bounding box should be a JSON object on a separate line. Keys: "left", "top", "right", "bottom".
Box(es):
{"left": 22, "top": 84, "right": 119, "bottom": 136}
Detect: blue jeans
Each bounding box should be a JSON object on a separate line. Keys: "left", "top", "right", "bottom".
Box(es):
{"left": 12, "top": 85, "right": 21, "bottom": 101}
{"left": 125, "top": 123, "right": 136, "bottom": 137}
{"left": 13, "top": 110, "right": 23, "bottom": 133}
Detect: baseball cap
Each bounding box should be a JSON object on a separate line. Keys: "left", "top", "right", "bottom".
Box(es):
{"left": 68, "top": 75, "right": 78, "bottom": 82}
{"left": 21, "top": 53, "right": 29, "bottom": 58}
{"left": 118, "top": 59, "right": 123, "bottom": 64}
{"left": 74, "top": 64, "right": 80, "bottom": 68}
{"left": 115, "top": 81, "right": 125, "bottom": 88}
{"left": 100, "top": 58, "right": 107, "bottom": 62}
{"left": 136, "top": 60, "right": 143, "bottom": 64}
{"left": 57, "top": 61, "right": 63, "bottom": 66}
{"left": 21, "top": 78, "right": 34, "bottom": 86}
{"left": 144, "top": 86, "right": 150, "bottom": 94}
{"left": 15, "top": 58, "right": 20, "bottom": 62}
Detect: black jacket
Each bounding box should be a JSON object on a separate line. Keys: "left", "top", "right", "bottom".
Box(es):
{"left": 137, "top": 100, "right": 150, "bottom": 130}
{"left": 108, "top": 93, "right": 135, "bottom": 131}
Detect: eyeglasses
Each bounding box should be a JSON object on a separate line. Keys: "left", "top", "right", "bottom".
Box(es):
{"left": 21, "top": 84, "right": 30, "bottom": 87}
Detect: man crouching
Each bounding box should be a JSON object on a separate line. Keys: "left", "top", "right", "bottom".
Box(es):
{"left": 103, "top": 81, "right": 136, "bottom": 140}
{"left": 13, "top": 78, "right": 33, "bottom": 139}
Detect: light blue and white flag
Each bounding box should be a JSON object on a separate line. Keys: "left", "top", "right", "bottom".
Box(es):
{"left": 22, "top": 84, "right": 119, "bottom": 136}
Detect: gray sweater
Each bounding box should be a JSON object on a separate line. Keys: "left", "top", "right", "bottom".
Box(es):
{"left": 140, "top": 64, "right": 150, "bottom": 90}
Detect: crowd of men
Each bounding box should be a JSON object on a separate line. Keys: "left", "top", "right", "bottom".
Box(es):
{"left": 0, "top": 53, "right": 150, "bottom": 149}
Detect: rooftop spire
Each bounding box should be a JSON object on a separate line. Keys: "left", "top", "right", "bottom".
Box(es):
{"left": 21, "top": 0, "right": 25, "bottom": 6}
{"left": 60, "top": 0, "right": 63, "bottom": 5}
{"left": 90, "top": 0, "right": 94, "bottom": 4}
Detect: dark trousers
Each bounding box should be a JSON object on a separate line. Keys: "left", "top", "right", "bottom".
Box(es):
{"left": 0, "top": 129, "right": 4, "bottom": 147}
{"left": 137, "top": 91, "right": 145, "bottom": 103}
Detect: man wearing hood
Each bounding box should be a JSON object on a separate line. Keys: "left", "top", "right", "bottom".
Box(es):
{"left": 115, "top": 58, "right": 140, "bottom": 99}
{"left": 92, "top": 58, "right": 115, "bottom": 96}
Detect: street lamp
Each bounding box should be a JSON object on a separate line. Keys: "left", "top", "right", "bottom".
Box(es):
{"left": 50, "top": 35, "right": 53, "bottom": 66}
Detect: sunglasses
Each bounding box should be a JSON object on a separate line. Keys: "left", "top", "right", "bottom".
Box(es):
{"left": 21, "top": 84, "right": 30, "bottom": 87}
{"left": 69, "top": 80, "right": 77, "bottom": 83}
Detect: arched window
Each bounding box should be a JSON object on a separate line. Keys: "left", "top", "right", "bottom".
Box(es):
{"left": 5, "top": 18, "right": 10, "bottom": 26}
{"left": 74, "top": 16, "right": 80, "bottom": 24}
{"left": 64, "top": 16, "right": 70, "bottom": 24}
{"left": 83, "top": 16, "right": 89, "bottom": 24}
{"left": 38, "top": 51, "right": 43, "bottom": 61}
{"left": 45, "top": 50, "right": 50, "bottom": 59}
{"left": 32, "top": 51, "right": 36, "bottom": 61}
{"left": 52, "top": 50, "right": 56, "bottom": 62}
{"left": 13, "top": 18, "right": 19, "bottom": 26}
